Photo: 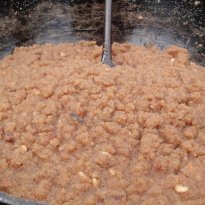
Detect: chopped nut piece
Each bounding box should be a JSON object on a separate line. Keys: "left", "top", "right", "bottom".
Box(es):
{"left": 101, "top": 151, "right": 112, "bottom": 157}
{"left": 78, "top": 171, "right": 91, "bottom": 183}
{"left": 109, "top": 168, "right": 116, "bottom": 176}
{"left": 138, "top": 15, "right": 144, "bottom": 20}
{"left": 19, "top": 145, "right": 28, "bottom": 154}
{"left": 60, "top": 52, "right": 66, "bottom": 57}
{"left": 194, "top": 1, "right": 200, "bottom": 6}
{"left": 175, "top": 185, "right": 189, "bottom": 193}
{"left": 170, "top": 58, "right": 175, "bottom": 63}
{"left": 50, "top": 138, "right": 60, "bottom": 147}
{"left": 190, "top": 62, "right": 196, "bottom": 66}
{"left": 92, "top": 178, "right": 99, "bottom": 187}
{"left": 198, "top": 44, "right": 203, "bottom": 48}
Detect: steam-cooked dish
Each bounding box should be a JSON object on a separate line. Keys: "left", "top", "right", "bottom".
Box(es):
{"left": 0, "top": 42, "right": 205, "bottom": 205}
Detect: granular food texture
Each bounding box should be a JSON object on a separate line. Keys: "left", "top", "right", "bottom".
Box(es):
{"left": 0, "top": 41, "right": 205, "bottom": 205}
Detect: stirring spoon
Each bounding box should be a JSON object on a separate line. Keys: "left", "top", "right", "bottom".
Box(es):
{"left": 101, "top": 0, "right": 115, "bottom": 67}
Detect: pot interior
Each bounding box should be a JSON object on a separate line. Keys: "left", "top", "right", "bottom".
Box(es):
{"left": 0, "top": 1, "right": 205, "bottom": 205}
{"left": 0, "top": 0, "right": 204, "bottom": 65}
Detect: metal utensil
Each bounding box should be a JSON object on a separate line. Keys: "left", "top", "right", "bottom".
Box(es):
{"left": 0, "top": 192, "right": 48, "bottom": 205}
{"left": 101, "top": 0, "right": 115, "bottom": 68}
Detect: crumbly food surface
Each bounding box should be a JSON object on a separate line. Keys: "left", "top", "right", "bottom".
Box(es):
{"left": 0, "top": 42, "right": 205, "bottom": 205}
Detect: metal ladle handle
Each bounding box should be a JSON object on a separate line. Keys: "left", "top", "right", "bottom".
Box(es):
{"left": 101, "top": 0, "right": 115, "bottom": 67}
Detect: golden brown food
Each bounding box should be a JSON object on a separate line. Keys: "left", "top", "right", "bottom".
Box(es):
{"left": 0, "top": 42, "right": 205, "bottom": 205}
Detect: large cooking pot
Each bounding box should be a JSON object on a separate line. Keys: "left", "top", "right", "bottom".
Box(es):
{"left": 0, "top": 0, "right": 204, "bottom": 204}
